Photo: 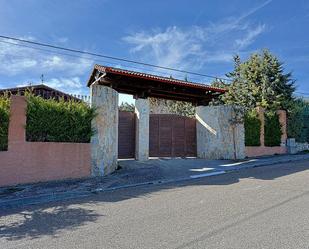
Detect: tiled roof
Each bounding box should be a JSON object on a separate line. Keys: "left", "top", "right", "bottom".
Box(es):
{"left": 89, "top": 64, "right": 226, "bottom": 93}
{"left": 0, "top": 84, "right": 80, "bottom": 101}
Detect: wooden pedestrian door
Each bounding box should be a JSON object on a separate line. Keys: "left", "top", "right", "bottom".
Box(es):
{"left": 118, "top": 111, "right": 135, "bottom": 159}
{"left": 149, "top": 114, "right": 197, "bottom": 157}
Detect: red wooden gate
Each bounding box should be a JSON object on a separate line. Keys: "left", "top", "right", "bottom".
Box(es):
{"left": 149, "top": 114, "right": 197, "bottom": 157}
{"left": 118, "top": 111, "right": 135, "bottom": 158}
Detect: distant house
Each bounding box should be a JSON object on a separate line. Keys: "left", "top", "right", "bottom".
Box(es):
{"left": 0, "top": 84, "right": 80, "bottom": 101}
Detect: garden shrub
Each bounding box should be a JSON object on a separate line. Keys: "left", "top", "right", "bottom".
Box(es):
{"left": 264, "top": 111, "right": 282, "bottom": 146}
{"left": 0, "top": 94, "right": 10, "bottom": 151}
{"left": 303, "top": 113, "right": 309, "bottom": 143}
{"left": 244, "top": 109, "right": 261, "bottom": 146}
{"left": 26, "top": 94, "right": 96, "bottom": 143}
{"left": 287, "top": 99, "right": 309, "bottom": 142}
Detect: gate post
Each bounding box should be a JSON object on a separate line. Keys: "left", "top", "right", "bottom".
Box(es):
{"left": 196, "top": 105, "right": 245, "bottom": 160}
{"left": 90, "top": 84, "right": 118, "bottom": 176}
{"left": 135, "top": 98, "right": 149, "bottom": 161}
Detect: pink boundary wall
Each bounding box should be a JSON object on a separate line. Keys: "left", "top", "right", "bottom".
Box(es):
{"left": 245, "top": 146, "right": 287, "bottom": 157}
{"left": 0, "top": 96, "right": 91, "bottom": 187}
{"left": 245, "top": 107, "right": 287, "bottom": 157}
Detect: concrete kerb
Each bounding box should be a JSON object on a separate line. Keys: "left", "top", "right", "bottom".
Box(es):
{"left": 99, "top": 153, "right": 309, "bottom": 191}
{"left": 1, "top": 154, "right": 309, "bottom": 209}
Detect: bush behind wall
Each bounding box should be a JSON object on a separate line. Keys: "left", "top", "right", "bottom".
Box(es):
{"left": 287, "top": 99, "right": 309, "bottom": 143}
{"left": 26, "top": 94, "right": 96, "bottom": 143}
{"left": 264, "top": 111, "right": 282, "bottom": 146}
{"left": 244, "top": 109, "right": 261, "bottom": 146}
{"left": 0, "top": 94, "right": 10, "bottom": 151}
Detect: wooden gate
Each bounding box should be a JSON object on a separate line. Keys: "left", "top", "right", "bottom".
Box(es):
{"left": 118, "top": 111, "right": 135, "bottom": 158}
{"left": 149, "top": 114, "right": 197, "bottom": 157}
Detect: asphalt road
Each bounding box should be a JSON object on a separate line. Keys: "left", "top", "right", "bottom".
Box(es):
{"left": 1, "top": 159, "right": 309, "bottom": 249}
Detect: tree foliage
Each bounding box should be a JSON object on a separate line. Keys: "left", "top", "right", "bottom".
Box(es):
{"left": 149, "top": 98, "right": 195, "bottom": 117}
{"left": 216, "top": 49, "right": 295, "bottom": 111}
{"left": 211, "top": 49, "right": 299, "bottom": 145}
{"left": 0, "top": 94, "right": 10, "bottom": 151}
{"left": 26, "top": 94, "right": 96, "bottom": 143}
{"left": 244, "top": 109, "right": 261, "bottom": 146}
{"left": 166, "top": 100, "right": 195, "bottom": 117}
{"left": 287, "top": 99, "right": 309, "bottom": 142}
{"left": 264, "top": 111, "right": 282, "bottom": 146}
{"left": 119, "top": 102, "right": 135, "bottom": 112}
{"left": 148, "top": 74, "right": 195, "bottom": 117}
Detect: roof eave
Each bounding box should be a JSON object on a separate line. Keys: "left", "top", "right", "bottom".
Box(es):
{"left": 87, "top": 65, "right": 227, "bottom": 94}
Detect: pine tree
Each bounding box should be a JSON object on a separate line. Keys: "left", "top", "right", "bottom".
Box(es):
{"left": 215, "top": 49, "right": 295, "bottom": 111}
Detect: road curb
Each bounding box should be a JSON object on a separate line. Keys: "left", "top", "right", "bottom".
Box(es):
{"left": 1, "top": 155, "right": 309, "bottom": 209}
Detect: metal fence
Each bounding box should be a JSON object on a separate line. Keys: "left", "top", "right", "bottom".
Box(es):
{"left": 70, "top": 94, "right": 91, "bottom": 105}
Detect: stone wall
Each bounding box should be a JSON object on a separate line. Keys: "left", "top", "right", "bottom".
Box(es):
{"left": 196, "top": 105, "right": 245, "bottom": 160}
{"left": 287, "top": 138, "right": 309, "bottom": 154}
{"left": 296, "top": 142, "right": 309, "bottom": 152}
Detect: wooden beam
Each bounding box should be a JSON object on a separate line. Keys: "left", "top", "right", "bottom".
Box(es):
{"left": 99, "top": 75, "right": 222, "bottom": 104}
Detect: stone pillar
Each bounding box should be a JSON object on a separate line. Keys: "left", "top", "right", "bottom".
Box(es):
{"left": 256, "top": 107, "right": 265, "bottom": 147}
{"left": 90, "top": 84, "right": 118, "bottom": 176}
{"left": 287, "top": 138, "right": 297, "bottom": 154}
{"left": 135, "top": 98, "right": 149, "bottom": 161}
{"left": 276, "top": 110, "right": 287, "bottom": 146}
{"left": 196, "top": 105, "right": 245, "bottom": 160}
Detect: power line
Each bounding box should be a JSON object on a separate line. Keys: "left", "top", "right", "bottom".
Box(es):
{"left": 3, "top": 36, "right": 308, "bottom": 96}
{"left": 2, "top": 34, "right": 307, "bottom": 92}
{"left": 3, "top": 36, "right": 308, "bottom": 97}
{"left": 0, "top": 39, "right": 221, "bottom": 84}
{"left": 0, "top": 34, "right": 231, "bottom": 82}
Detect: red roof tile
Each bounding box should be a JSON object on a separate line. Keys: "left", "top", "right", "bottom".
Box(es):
{"left": 89, "top": 64, "right": 226, "bottom": 93}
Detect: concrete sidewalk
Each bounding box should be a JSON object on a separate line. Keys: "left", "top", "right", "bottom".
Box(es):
{"left": 1, "top": 153, "right": 309, "bottom": 209}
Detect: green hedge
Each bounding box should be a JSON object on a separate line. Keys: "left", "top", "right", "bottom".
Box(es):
{"left": 304, "top": 113, "right": 309, "bottom": 143}
{"left": 264, "top": 111, "right": 282, "bottom": 146}
{"left": 26, "top": 94, "right": 96, "bottom": 143}
{"left": 244, "top": 110, "right": 261, "bottom": 146}
{"left": 0, "top": 94, "right": 10, "bottom": 151}
{"left": 287, "top": 99, "right": 309, "bottom": 142}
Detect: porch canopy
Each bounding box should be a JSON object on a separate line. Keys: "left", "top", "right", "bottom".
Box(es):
{"left": 87, "top": 64, "right": 226, "bottom": 105}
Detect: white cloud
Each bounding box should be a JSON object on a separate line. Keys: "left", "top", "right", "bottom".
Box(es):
{"left": 0, "top": 36, "right": 93, "bottom": 95}
{"left": 41, "top": 55, "right": 91, "bottom": 75}
{"left": 0, "top": 39, "right": 92, "bottom": 76}
{"left": 238, "top": 0, "right": 272, "bottom": 21}
{"left": 46, "top": 77, "right": 83, "bottom": 90}
{"left": 17, "top": 76, "right": 86, "bottom": 95}
{"left": 235, "top": 24, "right": 266, "bottom": 49}
{"left": 0, "top": 58, "right": 38, "bottom": 75}
{"left": 123, "top": 2, "right": 270, "bottom": 74}
{"left": 124, "top": 26, "right": 207, "bottom": 70}
{"left": 123, "top": 23, "right": 264, "bottom": 71}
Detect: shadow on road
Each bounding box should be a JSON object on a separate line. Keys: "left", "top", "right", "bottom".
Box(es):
{"left": 0, "top": 160, "right": 308, "bottom": 241}
{"left": 0, "top": 205, "right": 101, "bottom": 241}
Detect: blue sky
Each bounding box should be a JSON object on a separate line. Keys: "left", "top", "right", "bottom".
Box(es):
{"left": 0, "top": 0, "right": 308, "bottom": 103}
